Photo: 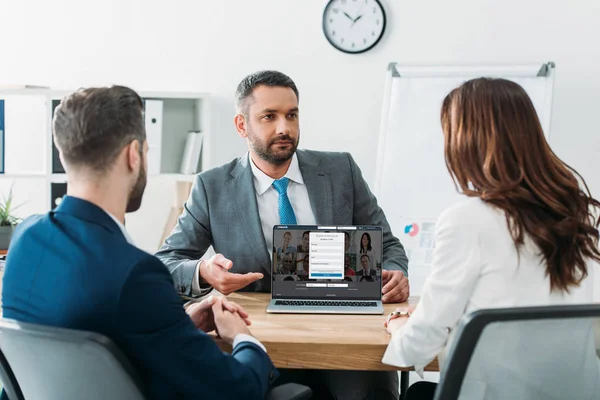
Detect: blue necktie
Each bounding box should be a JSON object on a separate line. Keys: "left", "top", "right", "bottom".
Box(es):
{"left": 272, "top": 177, "right": 297, "bottom": 225}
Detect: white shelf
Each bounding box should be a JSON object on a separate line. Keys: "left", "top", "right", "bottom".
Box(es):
{"left": 49, "top": 174, "right": 68, "bottom": 182}
{"left": 0, "top": 87, "right": 211, "bottom": 214}
{"left": 138, "top": 91, "right": 210, "bottom": 100}
{"left": 0, "top": 86, "right": 51, "bottom": 95}
{"left": 150, "top": 173, "right": 197, "bottom": 182}
{"left": 0, "top": 173, "right": 46, "bottom": 178}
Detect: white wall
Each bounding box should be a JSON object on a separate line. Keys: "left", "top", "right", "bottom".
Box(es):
{"left": 1, "top": 0, "right": 598, "bottom": 387}
{"left": 1, "top": 0, "right": 599, "bottom": 252}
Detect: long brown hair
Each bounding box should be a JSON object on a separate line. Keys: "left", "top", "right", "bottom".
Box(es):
{"left": 441, "top": 78, "right": 600, "bottom": 292}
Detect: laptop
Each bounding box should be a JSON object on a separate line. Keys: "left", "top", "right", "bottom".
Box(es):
{"left": 266, "top": 225, "right": 384, "bottom": 315}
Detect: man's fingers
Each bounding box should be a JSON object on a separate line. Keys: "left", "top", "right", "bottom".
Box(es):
{"left": 398, "top": 273, "right": 408, "bottom": 284}
{"left": 382, "top": 273, "right": 400, "bottom": 295}
{"left": 223, "top": 272, "right": 262, "bottom": 287}
{"left": 381, "top": 269, "right": 390, "bottom": 281}
{"left": 400, "top": 286, "right": 410, "bottom": 302}
{"left": 211, "top": 297, "right": 224, "bottom": 316}
{"left": 221, "top": 299, "right": 251, "bottom": 320}
{"left": 245, "top": 272, "right": 264, "bottom": 284}
{"left": 217, "top": 272, "right": 264, "bottom": 295}
{"left": 197, "top": 295, "right": 215, "bottom": 310}
{"left": 213, "top": 253, "right": 233, "bottom": 270}
{"left": 397, "top": 275, "right": 409, "bottom": 291}
{"left": 187, "top": 296, "right": 215, "bottom": 319}
{"left": 398, "top": 276, "right": 410, "bottom": 301}
{"left": 227, "top": 301, "right": 249, "bottom": 319}
{"left": 220, "top": 298, "right": 238, "bottom": 314}
{"left": 382, "top": 284, "right": 402, "bottom": 303}
{"left": 220, "top": 299, "right": 251, "bottom": 326}
{"left": 393, "top": 284, "right": 409, "bottom": 303}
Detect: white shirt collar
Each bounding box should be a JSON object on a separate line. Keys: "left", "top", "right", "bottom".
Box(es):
{"left": 105, "top": 211, "right": 135, "bottom": 245}
{"left": 249, "top": 152, "right": 305, "bottom": 196}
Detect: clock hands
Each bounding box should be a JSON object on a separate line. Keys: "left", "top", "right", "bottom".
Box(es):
{"left": 351, "top": 2, "right": 365, "bottom": 27}
{"left": 342, "top": 7, "right": 364, "bottom": 28}
{"left": 351, "top": 14, "right": 363, "bottom": 26}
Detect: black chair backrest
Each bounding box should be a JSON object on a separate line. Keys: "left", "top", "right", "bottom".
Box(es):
{"left": 0, "top": 318, "right": 313, "bottom": 400}
{"left": 434, "top": 304, "right": 600, "bottom": 400}
{"left": 0, "top": 344, "right": 24, "bottom": 400}
{"left": 0, "top": 318, "right": 147, "bottom": 400}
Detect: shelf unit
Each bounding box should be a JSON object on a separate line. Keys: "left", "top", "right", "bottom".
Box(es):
{"left": 0, "top": 87, "right": 211, "bottom": 251}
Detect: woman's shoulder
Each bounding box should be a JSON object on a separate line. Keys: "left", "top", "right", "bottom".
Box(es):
{"left": 438, "top": 197, "right": 502, "bottom": 230}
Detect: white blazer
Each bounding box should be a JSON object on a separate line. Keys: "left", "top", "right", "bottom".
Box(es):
{"left": 382, "top": 198, "right": 600, "bottom": 399}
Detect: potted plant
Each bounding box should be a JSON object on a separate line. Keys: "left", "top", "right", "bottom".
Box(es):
{"left": 0, "top": 185, "right": 22, "bottom": 250}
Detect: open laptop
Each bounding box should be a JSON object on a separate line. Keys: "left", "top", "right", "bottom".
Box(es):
{"left": 266, "top": 225, "right": 384, "bottom": 315}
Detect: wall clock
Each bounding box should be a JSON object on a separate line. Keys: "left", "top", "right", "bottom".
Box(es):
{"left": 322, "top": 0, "right": 387, "bottom": 54}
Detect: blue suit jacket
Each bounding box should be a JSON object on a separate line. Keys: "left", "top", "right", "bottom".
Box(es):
{"left": 2, "top": 196, "right": 278, "bottom": 399}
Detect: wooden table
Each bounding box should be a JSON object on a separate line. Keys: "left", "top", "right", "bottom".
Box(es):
{"left": 210, "top": 293, "right": 439, "bottom": 372}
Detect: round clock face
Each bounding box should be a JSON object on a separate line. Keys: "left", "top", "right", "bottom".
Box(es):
{"left": 322, "top": 0, "right": 386, "bottom": 54}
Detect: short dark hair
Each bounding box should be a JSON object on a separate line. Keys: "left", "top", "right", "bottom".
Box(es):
{"left": 235, "top": 70, "right": 299, "bottom": 115}
{"left": 53, "top": 85, "right": 145, "bottom": 173}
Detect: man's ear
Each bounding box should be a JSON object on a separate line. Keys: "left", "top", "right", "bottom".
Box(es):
{"left": 126, "top": 140, "right": 142, "bottom": 172}
{"left": 234, "top": 114, "right": 248, "bottom": 138}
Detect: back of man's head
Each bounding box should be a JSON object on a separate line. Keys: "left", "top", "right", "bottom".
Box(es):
{"left": 53, "top": 86, "right": 145, "bottom": 174}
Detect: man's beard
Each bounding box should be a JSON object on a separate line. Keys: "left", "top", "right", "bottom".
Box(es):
{"left": 126, "top": 161, "right": 147, "bottom": 213}
{"left": 248, "top": 127, "right": 299, "bottom": 165}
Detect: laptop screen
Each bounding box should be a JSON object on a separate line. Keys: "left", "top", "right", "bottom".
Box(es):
{"left": 271, "top": 225, "right": 383, "bottom": 300}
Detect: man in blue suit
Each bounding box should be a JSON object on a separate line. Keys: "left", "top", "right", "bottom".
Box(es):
{"left": 2, "top": 86, "right": 278, "bottom": 399}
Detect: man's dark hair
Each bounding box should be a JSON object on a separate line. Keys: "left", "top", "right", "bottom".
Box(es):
{"left": 53, "top": 85, "right": 145, "bottom": 173}
{"left": 235, "top": 70, "right": 299, "bottom": 115}
{"left": 303, "top": 231, "right": 310, "bottom": 238}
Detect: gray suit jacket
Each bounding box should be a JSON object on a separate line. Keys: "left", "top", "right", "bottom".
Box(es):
{"left": 155, "top": 149, "right": 408, "bottom": 296}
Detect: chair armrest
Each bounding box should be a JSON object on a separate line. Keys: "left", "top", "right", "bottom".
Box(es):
{"left": 265, "top": 383, "right": 312, "bottom": 400}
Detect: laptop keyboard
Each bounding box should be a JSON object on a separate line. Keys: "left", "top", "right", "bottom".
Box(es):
{"left": 275, "top": 300, "right": 377, "bottom": 307}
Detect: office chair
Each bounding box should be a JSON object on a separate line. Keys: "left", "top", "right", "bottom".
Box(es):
{"left": 0, "top": 345, "right": 24, "bottom": 400}
{"left": 432, "top": 304, "right": 600, "bottom": 400}
{"left": 0, "top": 319, "right": 311, "bottom": 400}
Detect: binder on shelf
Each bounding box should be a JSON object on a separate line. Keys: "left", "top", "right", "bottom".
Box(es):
{"left": 179, "top": 131, "right": 204, "bottom": 174}
{"left": 0, "top": 99, "right": 4, "bottom": 173}
{"left": 51, "top": 100, "right": 65, "bottom": 173}
{"left": 144, "top": 99, "right": 163, "bottom": 174}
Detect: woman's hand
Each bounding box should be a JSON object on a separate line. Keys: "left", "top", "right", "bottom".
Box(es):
{"left": 384, "top": 305, "right": 416, "bottom": 334}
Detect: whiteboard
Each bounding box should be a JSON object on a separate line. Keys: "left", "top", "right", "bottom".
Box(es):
{"left": 374, "top": 63, "right": 556, "bottom": 294}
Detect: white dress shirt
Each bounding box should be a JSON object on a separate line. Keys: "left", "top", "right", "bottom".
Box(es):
{"left": 106, "top": 212, "right": 134, "bottom": 245}
{"left": 382, "top": 198, "right": 598, "bottom": 392}
{"left": 108, "top": 210, "right": 266, "bottom": 353}
{"left": 249, "top": 152, "right": 317, "bottom": 259}
{"left": 190, "top": 153, "right": 316, "bottom": 295}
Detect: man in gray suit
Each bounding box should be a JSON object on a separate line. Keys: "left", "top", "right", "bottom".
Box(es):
{"left": 156, "top": 70, "right": 409, "bottom": 400}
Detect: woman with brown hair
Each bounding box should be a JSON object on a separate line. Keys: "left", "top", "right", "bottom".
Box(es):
{"left": 382, "top": 78, "right": 600, "bottom": 399}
